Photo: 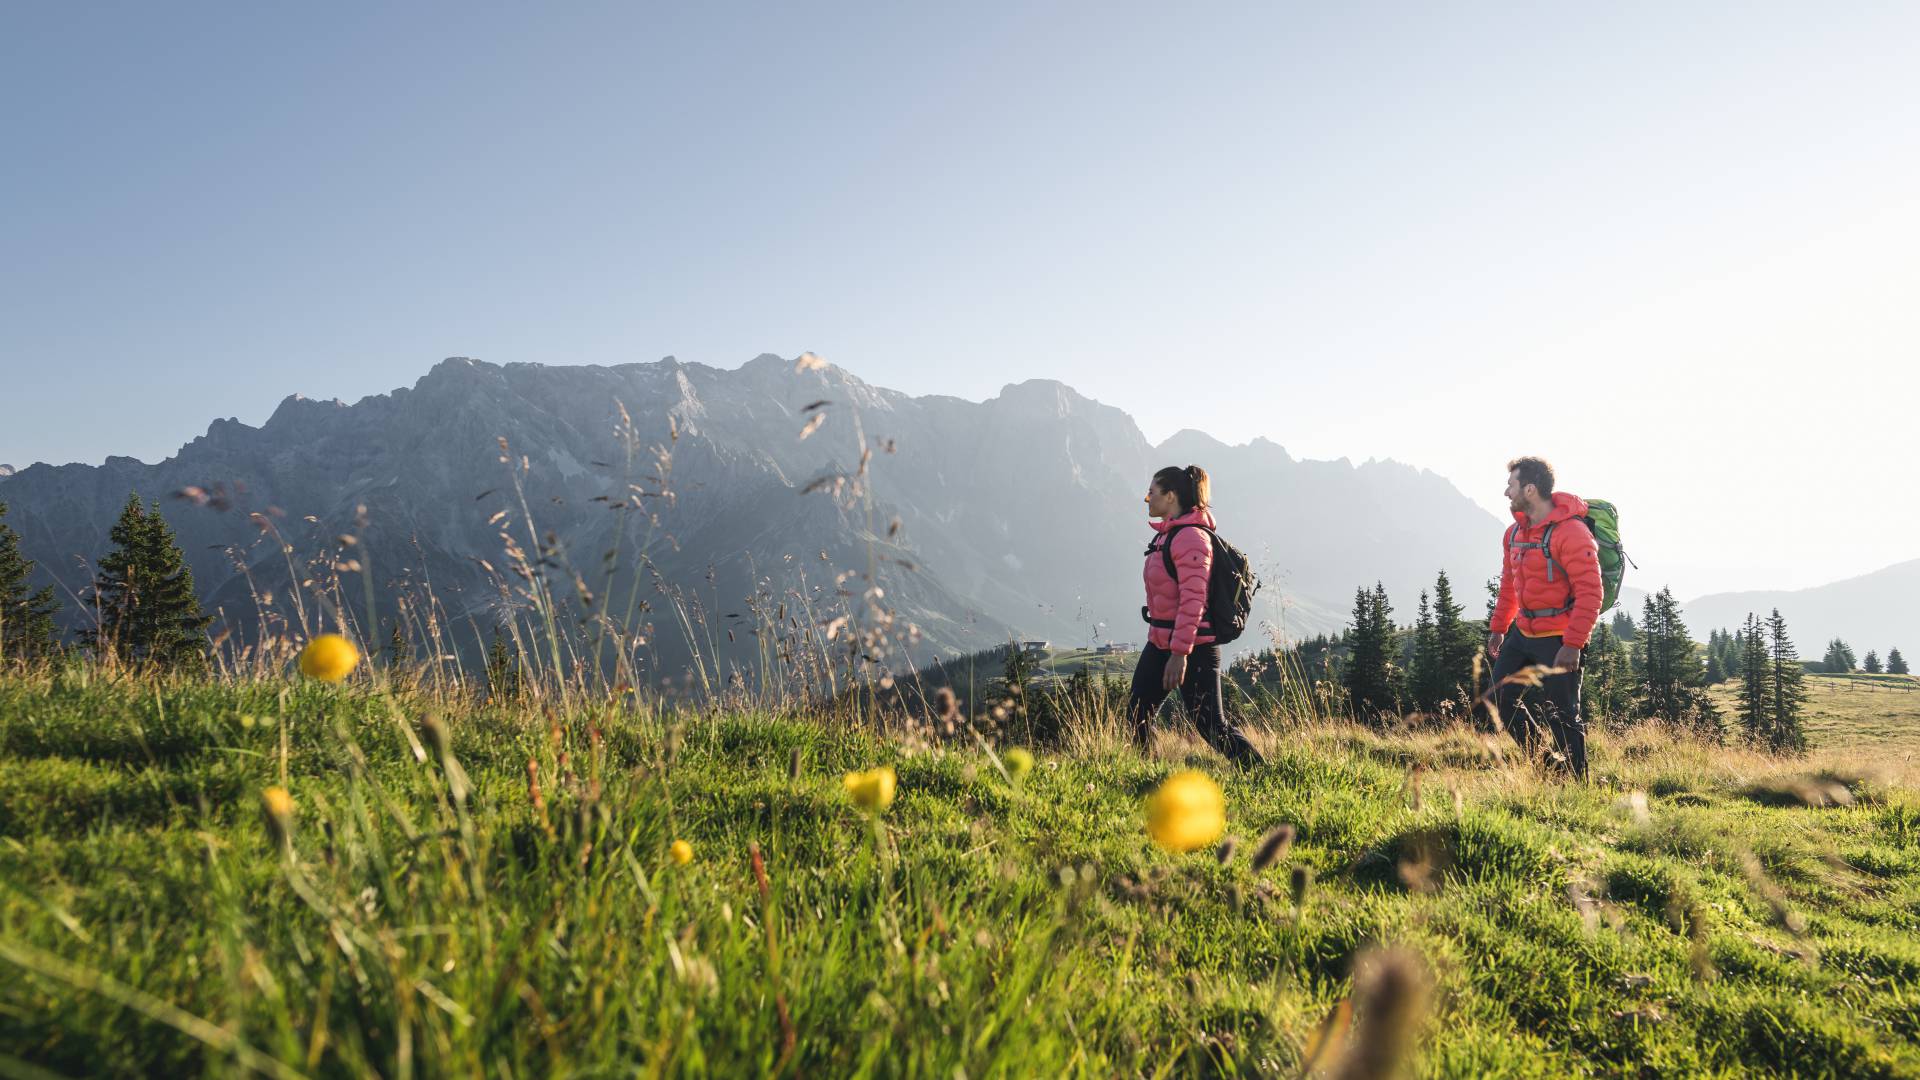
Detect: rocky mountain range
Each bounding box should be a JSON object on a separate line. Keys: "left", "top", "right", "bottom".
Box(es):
{"left": 0, "top": 354, "right": 1512, "bottom": 675}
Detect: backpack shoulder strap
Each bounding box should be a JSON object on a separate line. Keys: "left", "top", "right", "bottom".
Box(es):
{"left": 1159, "top": 523, "right": 1218, "bottom": 580}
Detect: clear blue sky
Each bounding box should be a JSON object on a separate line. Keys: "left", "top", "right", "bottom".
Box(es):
{"left": 4, "top": 3, "right": 1917, "bottom": 600}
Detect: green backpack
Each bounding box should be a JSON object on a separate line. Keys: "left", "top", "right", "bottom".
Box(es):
{"left": 1512, "top": 499, "right": 1631, "bottom": 614}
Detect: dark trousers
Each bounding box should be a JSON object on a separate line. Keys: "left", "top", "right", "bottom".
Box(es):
{"left": 1490, "top": 628, "right": 1587, "bottom": 778}
{"left": 1129, "top": 643, "right": 1261, "bottom": 764}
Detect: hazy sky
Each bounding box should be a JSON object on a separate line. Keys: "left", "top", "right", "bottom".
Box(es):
{"left": 4, "top": 3, "right": 1916, "bottom": 601}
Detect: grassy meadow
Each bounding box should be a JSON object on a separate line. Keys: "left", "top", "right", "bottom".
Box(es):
{"left": 1707, "top": 673, "right": 1920, "bottom": 754}
{"left": 6, "top": 667, "right": 1920, "bottom": 1078}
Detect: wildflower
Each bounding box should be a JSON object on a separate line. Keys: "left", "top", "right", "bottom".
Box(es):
{"left": 843, "top": 765, "right": 898, "bottom": 812}
{"left": 261, "top": 786, "right": 295, "bottom": 852}
{"left": 1145, "top": 769, "right": 1225, "bottom": 853}
{"left": 1003, "top": 747, "right": 1034, "bottom": 780}
{"left": 670, "top": 839, "right": 694, "bottom": 865}
{"left": 298, "top": 634, "right": 360, "bottom": 682}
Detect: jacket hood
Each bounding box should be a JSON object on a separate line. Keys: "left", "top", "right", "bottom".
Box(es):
{"left": 1151, "top": 506, "right": 1217, "bottom": 533}
{"left": 1511, "top": 491, "right": 1588, "bottom": 528}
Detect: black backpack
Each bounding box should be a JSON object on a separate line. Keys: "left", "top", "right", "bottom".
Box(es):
{"left": 1141, "top": 524, "right": 1259, "bottom": 645}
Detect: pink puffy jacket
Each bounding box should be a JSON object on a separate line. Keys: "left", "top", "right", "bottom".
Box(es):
{"left": 1143, "top": 507, "right": 1217, "bottom": 655}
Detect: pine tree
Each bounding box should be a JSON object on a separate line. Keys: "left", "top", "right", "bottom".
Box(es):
{"left": 1584, "top": 623, "right": 1633, "bottom": 725}
{"left": 1737, "top": 612, "right": 1772, "bottom": 745}
{"left": 86, "top": 494, "right": 210, "bottom": 668}
{"left": 486, "top": 629, "right": 523, "bottom": 699}
{"left": 1765, "top": 609, "right": 1808, "bottom": 753}
{"left": 1431, "top": 570, "right": 1478, "bottom": 708}
{"left": 1344, "top": 584, "right": 1397, "bottom": 723}
{"left": 1864, "top": 650, "right": 1883, "bottom": 674}
{"left": 1890, "top": 648, "right": 1910, "bottom": 676}
{"left": 1635, "top": 587, "right": 1719, "bottom": 737}
{"left": 1409, "top": 591, "right": 1440, "bottom": 713}
{"left": 1822, "top": 638, "right": 1857, "bottom": 673}
{"left": 1726, "top": 629, "right": 1747, "bottom": 679}
{"left": 0, "top": 501, "right": 60, "bottom": 661}
{"left": 1610, "top": 609, "right": 1637, "bottom": 641}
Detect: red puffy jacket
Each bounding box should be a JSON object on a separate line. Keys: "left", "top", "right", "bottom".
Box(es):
{"left": 1143, "top": 507, "right": 1216, "bottom": 655}
{"left": 1489, "top": 492, "right": 1603, "bottom": 649}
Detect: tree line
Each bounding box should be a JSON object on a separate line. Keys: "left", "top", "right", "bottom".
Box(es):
{"left": 0, "top": 493, "right": 210, "bottom": 667}
{"left": 1228, "top": 573, "right": 1878, "bottom": 753}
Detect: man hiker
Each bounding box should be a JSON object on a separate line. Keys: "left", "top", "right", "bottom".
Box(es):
{"left": 1487, "top": 456, "right": 1602, "bottom": 780}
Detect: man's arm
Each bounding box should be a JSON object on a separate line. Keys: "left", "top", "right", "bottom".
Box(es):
{"left": 1487, "top": 528, "right": 1519, "bottom": 656}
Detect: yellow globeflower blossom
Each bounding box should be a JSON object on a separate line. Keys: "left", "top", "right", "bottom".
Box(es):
{"left": 1003, "top": 747, "right": 1035, "bottom": 780}
{"left": 1145, "top": 769, "right": 1226, "bottom": 853}
{"left": 260, "top": 786, "right": 296, "bottom": 851}
{"left": 843, "top": 765, "right": 898, "bottom": 811}
{"left": 670, "top": 839, "right": 694, "bottom": 865}
{"left": 299, "top": 634, "right": 360, "bottom": 682}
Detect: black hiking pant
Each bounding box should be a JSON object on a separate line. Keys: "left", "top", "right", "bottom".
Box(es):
{"left": 1491, "top": 628, "right": 1587, "bottom": 779}
{"left": 1129, "top": 643, "right": 1261, "bottom": 764}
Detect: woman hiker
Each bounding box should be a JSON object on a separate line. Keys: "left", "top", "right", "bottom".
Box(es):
{"left": 1132, "top": 465, "right": 1262, "bottom": 765}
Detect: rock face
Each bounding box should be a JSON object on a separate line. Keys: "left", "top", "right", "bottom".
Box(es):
{"left": 1, "top": 355, "right": 1503, "bottom": 674}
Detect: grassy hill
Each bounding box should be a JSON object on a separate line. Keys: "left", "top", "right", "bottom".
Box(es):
{"left": 6, "top": 671, "right": 1920, "bottom": 1076}
{"left": 1708, "top": 672, "right": 1920, "bottom": 752}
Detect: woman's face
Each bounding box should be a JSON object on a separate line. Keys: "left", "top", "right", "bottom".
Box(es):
{"left": 1144, "top": 481, "right": 1183, "bottom": 520}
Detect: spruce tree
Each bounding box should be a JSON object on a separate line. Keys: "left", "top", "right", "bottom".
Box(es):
{"left": 1737, "top": 612, "right": 1773, "bottom": 745}
{"left": 1765, "top": 609, "right": 1808, "bottom": 752}
{"left": 486, "top": 629, "right": 523, "bottom": 699}
{"left": 1409, "top": 591, "right": 1440, "bottom": 713}
{"left": 1610, "top": 609, "right": 1637, "bottom": 641}
{"left": 1584, "top": 623, "right": 1633, "bottom": 725}
{"left": 1635, "top": 587, "right": 1718, "bottom": 736}
{"left": 1705, "top": 649, "right": 1725, "bottom": 685}
{"left": 1864, "top": 650, "right": 1883, "bottom": 674}
{"left": 1822, "top": 638, "right": 1857, "bottom": 673}
{"left": 1343, "top": 584, "right": 1396, "bottom": 723}
{"left": 86, "top": 494, "right": 210, "bottom": 668}
{"left": 1431, "top": 570, "right": 1478, "bottom": 707}
{"left": 1726, "top": 629, "right": 1747, "bottom": 679}
{"left": 0, "top": 501, "right": 60, "bottom": 661}
{"left": 1890, "top": 648, "right": 1910, "bottom": 676}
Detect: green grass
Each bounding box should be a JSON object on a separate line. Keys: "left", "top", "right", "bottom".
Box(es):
{"left": 5, "top": 672, "right": 1920, "bottom": 1077}
{"left": 1709, "top": 673, "right": 1920, "bottom": 753}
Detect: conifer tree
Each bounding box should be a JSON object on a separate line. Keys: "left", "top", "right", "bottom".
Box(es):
{"left": 1409, "top": 590, "right": 1440, "bottom": 713}
{"left": 86, "top": 494, "right": 210, "bottom": 668}
{"left": 1431, "top": 570, "right": 1478, "bottom": 707}
{"left": 1737, "top": 613, "right": 1773, "bottom": 745}
{"left": 1635, "top": 587, "right": 1719, "bottom": 736}
{"left": 1343, "top": 583, "right": 1397, "bottom": 723}
{"left": 1890, "top": 648, "right": 1910, "bottom": 676}
{"left": 1822, "top": 638, "right": 1857, "bottom": 673}
{"left": 1610, "top": 609, "right": 1637, "bottom": 641}
{"left": 486, "top": 628, "right": 523, "bottom": 699}
{"left": 1584, "top": 623, "right": 1633, "bottom": 724}
{"left": 1864, "top": 650, "right": 1883, "bottom": 674}
{"left": 1705, "top": 649, "right": 1725, "bottom": 686}
{"left": 1765, "top": 608, "right": 1808, "bottom": 752}
{"left": 1726, "top": 629, "right": 1746, "bottom": 679}
{"left": 0, "top": 501, "right": 60, "bottom": 661}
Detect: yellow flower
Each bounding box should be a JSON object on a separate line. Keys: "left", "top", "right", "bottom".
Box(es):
{"left": 262, "top": 786, "right": 295, "bottom": 819}
{"left": 261, "top": 786, "right": 295, "bottom": 850}
{"left": 1003, "top": 747, "right": 1035, "bottom": 780}
{"left": 843, "top": 765, "right": 898, "bottom": 811}
{"left": 1145, "top": 769, "right": 1226, "bottom": 853}
{"left": 670, "top": 839, "right": 694, "bottom": 865}
{"left": 299, "top": 634, "right": 360, "bottom": 682}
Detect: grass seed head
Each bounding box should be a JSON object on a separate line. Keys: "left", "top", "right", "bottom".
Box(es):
{"left": 1290, "top": 864, "right": 1314, "bottom": 908}
{"left": 1215, "top": 835, "right": 1239, "bottom": 865}
{"left": 1250, "top": 823, "right": 1296, "bottom": 872}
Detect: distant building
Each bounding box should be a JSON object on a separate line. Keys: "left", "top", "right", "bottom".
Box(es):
{"left": 1021, "top": 640, "right": 1050, "bottom": 654}
{"left": 1096, "top": 642, "right": 1134, "bottom": 654}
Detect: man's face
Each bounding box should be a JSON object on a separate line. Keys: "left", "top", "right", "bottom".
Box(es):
{"left": 1505, "top": 470, "right": 1528, "bottom": 512}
